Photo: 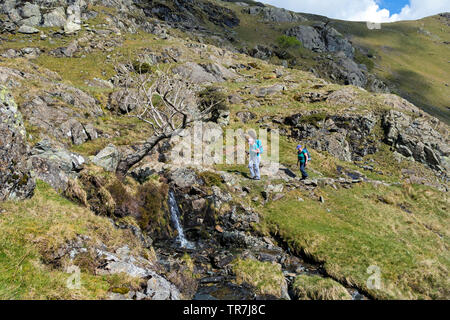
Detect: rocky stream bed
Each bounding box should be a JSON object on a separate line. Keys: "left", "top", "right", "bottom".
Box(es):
{"left": 153, "top": 186, "right": 367, "bottom": 300}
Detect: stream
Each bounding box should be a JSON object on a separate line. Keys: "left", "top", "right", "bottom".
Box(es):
{"left": 168, "top": 190, "right": 195, "bottom": 250}
{"left": 154, "top": 189, "right": 367, "bottom": 300}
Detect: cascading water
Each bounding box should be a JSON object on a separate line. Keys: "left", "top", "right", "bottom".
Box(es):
{"left": 168, "top": 190, "right": 194, "bottom": 249}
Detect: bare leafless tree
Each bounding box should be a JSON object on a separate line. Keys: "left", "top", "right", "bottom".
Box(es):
{"left": 114, "top": 61, "right": 217, "bottom": 177}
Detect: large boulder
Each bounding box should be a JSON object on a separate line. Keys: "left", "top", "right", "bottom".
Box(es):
{"left": 250, "top": 84, "right": 285, "bottom": 98}
{"left": 173, "top": 62, "right": 237, "bottom": 84}
{"left": 20, "top": 3, "right": 41, "bottom": 19}
{"left": 169, "top": 167, "right": 204, "bottom": 189}
{"left": 146, "top": 273, "right": 181, "bottom": 300}
{"left": 29, "top": 140, "right": 85, "bottom": 192}
{"left": 17, "top": 25, "right": 40, "bottom": 34}
{"left": 96, "top": 245, "right": 181, "bottom": 300}
{"left": 42, "top": 7, "right": 67, "bottom": 28}
{"left": 0, "top": 0, "right": 16, "bottom": 14}
{"left": 92, "top": 144, "right": 121, "bottom": 172}
{"left": 173, "top": 62, "right": 217, "bottom": 83}
{"left": 19, "top": 2, "right": 42, "bottom": 27}
{"left": 64, "top": 0, "right": 83, "bottom": 34}
{"left": 0, "top": 87, "right": 35, "bottom": 201}
{"left": 108, "top": 89, "right": 139, "bottom": 114}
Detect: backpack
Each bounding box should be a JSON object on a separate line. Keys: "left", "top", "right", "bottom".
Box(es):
{"left": 256, "top": 139, "right": 263, "bottom": 155}
{"left": 298, "top": 147, "right": 311, "bottom": 161}
{"left": 304, "top": 147, "right": 311, "bottom": 161}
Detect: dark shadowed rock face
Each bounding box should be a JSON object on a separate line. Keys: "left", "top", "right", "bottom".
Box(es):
{"left": 285, "top": 111, "right": 378, "bottom": 162}
{"left": 0, "top": 87, "right": 35, "bottom": 201}
{"left": 136, "top": 0, "right": 240, "bottom": 28}
{"left": 382, "top": 110, "right": 449, "bottom": 172}
{"left": 285, "top": 103, "right": 449, "bottom": 175}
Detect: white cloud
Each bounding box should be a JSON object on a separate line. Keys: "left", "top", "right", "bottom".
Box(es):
{"left": 393, "top": 0, "right": 450, "bottom": 21}
{"left": 259, "top": 0, "right": 450, "bottom": 22}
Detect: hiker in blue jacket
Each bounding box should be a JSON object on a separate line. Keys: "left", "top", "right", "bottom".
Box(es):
{"left": 296, "top": 145, "right": 309, "bottom": 180}
{"left": 247, "top": 130, "right": 262, "bottom": 180}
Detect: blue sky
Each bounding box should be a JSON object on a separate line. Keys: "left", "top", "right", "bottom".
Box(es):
{"left": 259, "top": 0, "right": 450, "bottom": 22}
{"left": 378, "top": 0, "right": 410, "bottom": 14}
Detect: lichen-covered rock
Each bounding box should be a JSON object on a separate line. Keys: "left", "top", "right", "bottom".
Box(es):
{"left": 92, "top": 144, "right": 121, "bottom": 172}
{"left": 146, "top": 273, "right": 181, "bottom": 300}
{"left": 42, "top": 7, "right": 67, "bottom": 27}
{"left": 169, "top": 167, "right": 204, "bottom": 189}
{"left": 64, "top": 0, "right": 82, "bottom": 34}
{"left": 96, "top": 245, "right": 181, "bottom": 300}
{"left": 173, "top": 62, "right": 237, "bottom": 83}
{"left": 0, "top": 87, "right": 35, "bottom": 201}
{"left": 17, "top": 25, "right": 40, "bottom": 34}
{"left": 19, "top": 84, "right": 101, "bottom": 144}
{"left": 29, "top": 140, "right": 85, "bottom": 192}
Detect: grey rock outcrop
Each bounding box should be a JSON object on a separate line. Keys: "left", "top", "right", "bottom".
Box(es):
{"left": 1, "top": 0, "right": 85, "bottom": 33}
{"left": 287, "top": 23, "right": 354, "bottom": 58}
{"left": 17, "top": 25, "right": 40, "bottom": 34}
{"left": 285, "top": 98, "right": 449, "bottom": 174}
{"left": 285, "top": 23, "right": 388, "bottom": 91}
{"left": 92, "top": 144, "right": 121, "bottom": 172}
{"left": 383, "top": 110, "right": 449, "bottom": 172}
{"left": 250, "top": 84, "right": 285, "bottom": 97}
{"left": 139, "top": 0, "right": 239, "bottom": 28}
{"left": 285, "top": 111, "right": 378, "bottom": 162}
{"left": 96, "top": 245, "right": 181, "bottom": 300}
{"left": 328, "top": 53, "right": 367, "bottom": 87}
{"left": 0, "top": 87, "right": 36, "bottom": 201}
{"left": 43, "top": 7, "right": 67, "bottom": 27}
{"left": 244, "top": 6, "right": 307, "bottom": 23}
{"left": 29, "top": 140, "right": 85, "bottom": 192}
{"left": 1, "top": 47, "right": 42, "bottom": 59}
{"left": 146, "top": 273, "right": 181, "bottom": 300}
{"left": 20, "top": 2, "right": 42, "bottom": 27}
{"left": 169, "top": 167, "right": 204, "bottom": 189}
{"left": 173, "top": 62, "right": 237, "bottom": 83}
{"left": 64, "top": 1, "right": 82, "bottom": 34}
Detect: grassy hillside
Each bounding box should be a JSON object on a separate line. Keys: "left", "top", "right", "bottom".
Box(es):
{"left": 0, "top": 181, "right": 146, "bottom": 299}
{"left": 333, "top": 15, "right": 450, "bottom": 123}
{"left": 0, "top": 1, "right": 448, "bottom": 300}
{"left": 263, "top": 183, "right": 449, "bottom": 299}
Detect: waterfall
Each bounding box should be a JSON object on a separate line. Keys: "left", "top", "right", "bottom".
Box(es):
{"left": 168, "top": 190, "right": 194, "bottom": 249}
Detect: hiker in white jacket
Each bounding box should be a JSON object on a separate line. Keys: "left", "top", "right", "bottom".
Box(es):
{"left": 246, "top": 130, "right": 261, "bottom": 180}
